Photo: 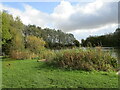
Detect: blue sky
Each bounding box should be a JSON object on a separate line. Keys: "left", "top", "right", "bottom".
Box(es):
{"left": 0, "top": 1, "right": 118, "bottom": 41}
{"left": 2, "top": 2, "right": 79, "bottom": 13}
{"left": 2, "top": 2, "right": 60, "bottom": 13}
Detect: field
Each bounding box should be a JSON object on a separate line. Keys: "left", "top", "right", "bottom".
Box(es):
{"left": 2, "top": 58, "right": 118, "bottom": 88}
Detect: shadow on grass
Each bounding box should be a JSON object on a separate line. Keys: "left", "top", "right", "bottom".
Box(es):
{"left": 34, "top": 61, "right": 93, "bottom": 74}
{"left": 1, "top": 58, "right": 18, "bottom": 62}
{"left": 34, "top": 62, "right": 60, "bottom": 71}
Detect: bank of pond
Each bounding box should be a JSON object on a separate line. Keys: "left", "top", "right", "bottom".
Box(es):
{"left": 1, "top": 58, "right": 118, "bottom": 88}
{"left": 2, "top": 47, "right": 119, "bottom": 71}
{"left": 1, "top": 47, "right": 119, "bottom": 88}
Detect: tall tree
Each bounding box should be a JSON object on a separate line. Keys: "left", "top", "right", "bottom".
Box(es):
{"left": 1, "top": 11, "right": 13, "bottom": 54}
{"left": 10, "top": 17, "right": 25, "bottom": 51}
{"left": 1, "top": 11, "right": 12, "bottom": 44}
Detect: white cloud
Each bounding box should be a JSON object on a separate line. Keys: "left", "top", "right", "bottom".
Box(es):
{"left": 0, "top": 0, "right": 118, "bottom": 40}
{"left": 51, "top": 1, "right": 75, "bottom": 20}
{"left": 69, "top": 24, "right": 118, "bottom": 41}
{"left": 0, "top": 3, "right": 51, "bottom": 28}
{"left": 51, "top": 0, "right": 118, "bottom": 31}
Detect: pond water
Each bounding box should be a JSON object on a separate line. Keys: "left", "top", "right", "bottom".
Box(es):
{"left": 81, "top": 47, "right": 120, "bottom": 64}
{"left": 55, "top": 47, "right": 120, "bottom": 64}
{"left": 101, "top": 47, "right": 120, "bottom": 64}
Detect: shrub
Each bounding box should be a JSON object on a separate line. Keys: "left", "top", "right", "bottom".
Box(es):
{"left": 48, "top": 48, "right": 117, "bottom": 71}
{"left": 38, "top": 49, "right": 56, "bottom": 61}
{"left": 10, "top": 50, "right": 38, "bottom": 60}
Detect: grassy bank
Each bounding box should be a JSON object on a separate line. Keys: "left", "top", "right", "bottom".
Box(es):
{"left": 2, "top": 58, "right": 118, "bottom": 88}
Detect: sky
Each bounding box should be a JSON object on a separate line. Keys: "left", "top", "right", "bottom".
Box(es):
{"left": 0, "top": 0, "right": 119, "bottom": 41}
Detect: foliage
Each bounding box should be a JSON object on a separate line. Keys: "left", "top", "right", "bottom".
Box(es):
{"left": 1, "top": 11, "right": 78, "bottom": 58}
{"left": 24, "top": 25, "right": 77, "bottom": 49}
{"left": 114, "top": 28, "right": 120, "bottom": 47}
{"left": 73, "top": 40, "right": 80, "bottom": 47}
{"left": 10, "top": 50, "right": 37, "bottom": 60}
{"left": 10, "top": 17, "right": 25, "bottom": 51}
{"left": 81, "top": 28, "right": 120, "bottom": 47}
{"left": 38, "top": 49, "right": 56, "bottom": 60}
{"left": 1, "top": 12, "right": 76, "bottom": 59}
{"left": 2, "top": 58, "right": 118, "bottom": 88}
{"left": 1, "top": 11, "right": 25, "bottom": 55}
{"left": 1, "top": 11, "right": 13, "bottom": 55}
{"left": 0, "top": 12, "right": 2, "bottom": 55}
{"left": 1, "top": 11, "right": 12, "bottom": 44}
{"left": 48, "top": 48, "right": 117, "bottom": 71}
{"left": 26, "top": 35, "right": 46, "bottom": 54}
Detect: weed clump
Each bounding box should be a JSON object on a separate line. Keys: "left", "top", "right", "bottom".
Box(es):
{"left": 48, "top": 47, "right": 117, "bottom": 71}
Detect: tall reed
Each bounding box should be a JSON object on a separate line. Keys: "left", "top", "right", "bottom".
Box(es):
{"left": 48, "top": 47, "right": 117, "bottom": 71}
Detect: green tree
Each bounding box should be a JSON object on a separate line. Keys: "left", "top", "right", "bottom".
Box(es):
{"left": 1, "top": 11, "right": 13, "bottom": 55}
{"left": 81, "top": 28, "right": 120, "bottom": 47}
{"left": 73, "top": 40, "right": 80, "bottom": 47}
{"left": 10, "top": 17, "right": 25, "bottom": 51}
{"left": 1, "top": 11, "right": 12, "bottom": 44}
{"left": 1, "top": 11, "right": 25, "bottom": 55}
{"left": 26, "top": 35, "right": 46, "bottom": 54}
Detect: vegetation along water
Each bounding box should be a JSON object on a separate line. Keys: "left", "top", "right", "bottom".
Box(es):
{"left": 0, "top": 10, "right": 120, "bottom": 88}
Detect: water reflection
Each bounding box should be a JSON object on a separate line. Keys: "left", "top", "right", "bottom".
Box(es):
{"left": 97, "top": 47, "right": 120, "bottom": 64}
{"left": 115, "top": 48, "right": 120, "bottom": 64}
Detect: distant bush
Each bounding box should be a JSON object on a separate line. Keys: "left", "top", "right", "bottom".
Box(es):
{"left": 10, "top": 48, "right": 56, "bottom": 60}
{"left": 38, "top": 49, "right": 56, "bottom": 60}
{"left": 48, "top": 47, "right": 117, "bottom": 71}
{"left": 10, "top": 50, "right": 38, "bottom": 60}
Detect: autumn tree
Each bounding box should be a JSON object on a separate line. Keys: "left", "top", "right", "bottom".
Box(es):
{"left": 26, "top": 35, "right": 46, "bottom": 54}
{"left": 10, "top": 17, "right": 25, "bottom": 51}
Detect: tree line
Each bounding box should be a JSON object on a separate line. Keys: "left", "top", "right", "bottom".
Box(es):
{"left": 81, "top": 28, "right": 120, "bottom": 47}
{"left": 24, "top": 25, "right": 80, "bottom": 49}
{"left": 0, "top": 11, "right": 80, "bottom": 56}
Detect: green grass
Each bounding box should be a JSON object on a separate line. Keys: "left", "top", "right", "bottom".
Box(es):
{"left": 2, "top": 58, "right": 118, "bottom": 88}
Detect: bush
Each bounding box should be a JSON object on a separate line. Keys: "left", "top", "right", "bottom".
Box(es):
{"left": 10, "top": 48, "right": 56, "bottom": 60}
{"left": 48, "top": 48, "right": 117, "bottom": 71}
{"left": 38, "top": 49, "right": 56, "bottom": 61}
{"left": 10, "top": 50, "right": 38, "bottom": 60}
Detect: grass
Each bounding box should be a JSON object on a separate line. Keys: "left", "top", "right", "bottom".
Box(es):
{"left": 2, "top": 58, "right": 118, "bottom": 88}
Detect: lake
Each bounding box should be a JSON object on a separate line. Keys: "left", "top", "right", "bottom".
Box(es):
{"left": 102, "top": 47, "right": 120, "bottom": 64}
{"left": 81, "top": 47, "right": 120, "bottom": 64}
{"left": 55, "top": 47, "right": 120, "bottom": 64}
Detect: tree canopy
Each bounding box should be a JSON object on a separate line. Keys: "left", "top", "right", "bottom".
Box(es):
{"left": 81, "top": 28, "right": 120, "bottom": 47}
{"left": 1, "top": 11, "right": 79, "bottom": 56}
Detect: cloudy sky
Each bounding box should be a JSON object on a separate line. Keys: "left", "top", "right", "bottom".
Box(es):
{"left": 0, "top": 0, "right": 118, "bottom": 41}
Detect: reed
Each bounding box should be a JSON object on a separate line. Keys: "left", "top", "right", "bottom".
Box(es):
{"left": 48, "top": 47, "right": 117, "bottom": 71}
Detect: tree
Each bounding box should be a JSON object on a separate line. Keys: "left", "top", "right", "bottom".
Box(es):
{"left": 23, "top": 26, "right": 76, "bottom": 49}
{"left": 1, "top": 11, "right": 12, "bottom": 44}
{"left": 73, "top": 40, "right": 80, "bottom": 47}
{"left": 114, "top": 28, "right": 120, "bottom": 47}
{"left": 1, "top": 11, "right": 13, "bottom": 55}
{"left": 26, "top": 36, "right": 46, "bottom": 54}
{"left": 1, "top": 11, "right": 25, "bottom": 55}
{"left": 81, "top": 28, "right": 120, "bottom": 47}
{"left": 0, "top": 11, "right": 2, "bottom": 55}
{"left": 10, "top": 17, "right": 25, "bottom": 51}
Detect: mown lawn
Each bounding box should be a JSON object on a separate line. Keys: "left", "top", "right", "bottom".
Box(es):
{"left": 2, "top": 58, "right": 118, "bottom": 88}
